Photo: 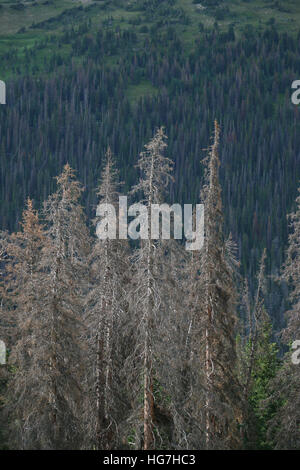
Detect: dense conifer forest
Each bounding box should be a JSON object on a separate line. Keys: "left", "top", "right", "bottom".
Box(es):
{"left": 0, "top": 0, "right": 299, "bottom": 451}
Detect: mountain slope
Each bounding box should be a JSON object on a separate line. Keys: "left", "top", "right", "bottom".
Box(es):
{"left": 0, "top": 0, "right": 300, "bottom": 327}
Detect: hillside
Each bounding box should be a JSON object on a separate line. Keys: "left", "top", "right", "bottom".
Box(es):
{"left": 0, "top": 0, "right": 300, "bottom": 327}
{"left": 0, "top": 0, "right": 300, "bottom": 452}
{"left": 1, "top": 0, "right": 300, "bottom": 77}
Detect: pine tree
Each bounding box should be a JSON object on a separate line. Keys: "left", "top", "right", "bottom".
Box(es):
{"left": 239, "top": 250, "right": 267, "bottom": 438}
{"left": 0, "top": 230, "right": 10, "bottom": 449}
{"left": 238, "top": 249, "right": 280, "bottom": 449}
{"left": 247, "top": 320, "right": 279, "bottom": 449}
{"left": 5, "top": 199, "right": 47, "bottom": 449}
{"left": 161, "top": 219, "right": 205, "bottom": 449}
{"left": 268, "top": 187, "right": 300, "bottom": 449}
{"left": 0, "top": 230, "right": 10, "bottom": 346}
{"left": 84, "top": 148, "right": 130, "bottom": 450}
{"left": 189, "top": 121, "right": 242, "bottom": 449}
{"left": 127, "top": 127, "right": 174, "bottom": 450}
{"left": 37, "top": 164, "right": 90, "bottom": 449}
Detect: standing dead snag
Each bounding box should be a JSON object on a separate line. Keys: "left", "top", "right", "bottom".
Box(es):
{"left": 189, "top": 121, "right": 242, "bottom": 449}
{"left": 268, "top": 186, "right": 300, "bottom": 449}
{"left": 84, "top": 148, "right": 130, "bottom": 450}
{"left": 5, "top": 199, "right": 47, "bottom": 449}
{"left": 0, "top": 230, "right": 10, "bottom": 349}
{"left": 6, "top": 171, "right": 90, "bottom": 449}
{"left": 0, "top": 230, "right": 9, "bottom": 448}
{"left": 41, "top": 164, "right": 90, "bottom": 449}
{"left": 128, "top": 128, "right": 174, "bottom": 450}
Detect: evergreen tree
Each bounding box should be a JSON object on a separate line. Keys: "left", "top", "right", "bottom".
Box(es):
{"left": 84, "top": 148, "right": 130, "bottom": 450}
{"left": 268, "top": 187, "right": 300, "bottom": 449}
{"left": 0, "top": 230, "right": 10, "bottom": 450}
{"left": 37, "top": 164, "right": 90, "bottom": 449}
{"left": 247, "top": 320, "right": 279, "bottom": 450}
{"left": 238, "top": 249, "right": 280, "bottom": 449}
{"left": 190, "top": 121, "right": 242, "bottom": 449}
{"left": 5, "top": 199, "right": 47, "bottom": 449}
{"left": 126, "top": 127, "right": 174, "bottom": 449}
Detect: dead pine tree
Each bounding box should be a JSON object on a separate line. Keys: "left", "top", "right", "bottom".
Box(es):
{"left": 267, "top": 186, "right": 300, "bottom": 449}
{"left": 40, "top": 164, "right": 91, "bottom": 449}
{"left": 0, "top": 230, "right": 10, "bottom": 348}
{"left": 0, "top": 230, "right": 10, "bottom": 450}
{"left": 190, "top": 121, "right": 242, "bottom": 449}
{"left": 4, "top": 199, "right": 47, "bottom": 449}
{"left": 127, "top": 127, "right": 174, "bottom": 450}
{"left": 84, "top": 148, "right": 130, "bottom": 450}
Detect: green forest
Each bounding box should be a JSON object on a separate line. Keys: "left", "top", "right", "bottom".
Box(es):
{"left": 0, "top": 0, "right": 299, "bottom": 451}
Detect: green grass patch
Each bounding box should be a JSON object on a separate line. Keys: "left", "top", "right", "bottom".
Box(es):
{"left": 1, "top": 0, "right": 300, "bottom": 80}
{"left": 127, "top": 80, "right": 158, "bottom": 104}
